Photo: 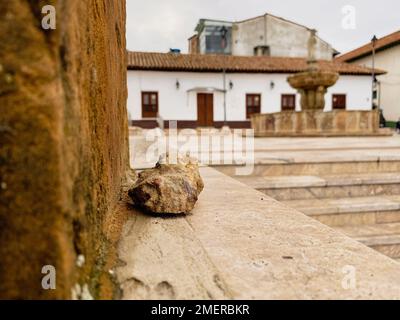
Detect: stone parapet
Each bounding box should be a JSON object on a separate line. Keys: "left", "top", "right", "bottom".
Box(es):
{"left": 116, "top": 167, "right": 400, "bottom": 299}
{"left": 250, "top": 110, "right": 389, "bottom": 137}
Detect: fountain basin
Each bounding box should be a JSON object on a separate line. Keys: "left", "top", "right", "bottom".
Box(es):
{"left": 288, "top": 70, "right": 339, "bottom": 90}
{"left": 288, "top": 70, "right": 339, "bottom": 110}
{"left": 250, "top": 110, "right": 386, "bottom": 137}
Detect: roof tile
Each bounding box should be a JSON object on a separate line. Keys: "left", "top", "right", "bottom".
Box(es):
{"left": 127, "top": 51, "right": 385, "bottom": 75}
{"left": 335, "top": 30, "right": 400, "bottom": 63}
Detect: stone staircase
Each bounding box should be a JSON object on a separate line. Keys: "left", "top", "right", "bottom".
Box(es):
{"left": 129, "top": 130, "right": 400, "bottom": 262}
{"left": 216, "top": 156, "right": 400, "bottom": 261}
{"left": 336, "top": 223, "right": 400, "bottom": 259}
{"left": 116, "top": 166, "right": 400, "bottom": 299}
{"left": 128, "top": 131, "right": 400, "bottom": 298}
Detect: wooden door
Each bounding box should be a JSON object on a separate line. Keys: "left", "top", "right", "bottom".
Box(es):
{"left": 281, "top": 94, "right": 296, "bottom": 111}
{"left": 332, "top": 94, "right": 346, "bottom": 110}
{"left": 142, "top": 92, "right": 158, "bottom": 118}
{"left": 197, "top": 93, "right": 214, "bottom": 127}
{"left": 246, "top": 94, "right": 261, "bottom": 119}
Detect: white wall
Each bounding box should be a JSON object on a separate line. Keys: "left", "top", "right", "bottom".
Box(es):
{"left": 226, "top": 73, "right": 301, "bottom": 117}
{"left": 346, "top": 45, "right": 400, "bottom": 121}
{"left": 127, "top": 70, "right": 372, "bottom": 122}
{"left": 326, "top": 75, "right": 372, "bottom": 111}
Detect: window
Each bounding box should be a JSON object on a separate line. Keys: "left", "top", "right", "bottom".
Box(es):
{"left": 332, "top": 94, "right": 346, "bottom": 110}
{"left": 204, "top": 26, "right": 232, "bottom": 54}
{"left": 281, "top": 94, "right": 296, "bottom": 111}
{"left": 141, "top": 92, "right": 158, "bottom": 118}
{"left": 246, "top": 94, "right": 261, "bottom": 119}
{"left": 254, "top": 46, "right": 270, "bottom": 56}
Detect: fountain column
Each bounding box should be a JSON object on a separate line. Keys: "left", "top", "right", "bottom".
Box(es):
{"left": 287, "top": 29, "right": 339, "bottom": 110}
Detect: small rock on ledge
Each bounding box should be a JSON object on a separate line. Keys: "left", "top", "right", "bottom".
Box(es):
{"left": 128, "top": 154, "right": 204, "bottom": 215}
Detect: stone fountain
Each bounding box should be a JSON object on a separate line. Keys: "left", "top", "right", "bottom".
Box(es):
{"left": 249, "top": 29, "right": 384, "bottom": 137}
{"left": 287, "top": 30, "right": 339, "bottom": 110}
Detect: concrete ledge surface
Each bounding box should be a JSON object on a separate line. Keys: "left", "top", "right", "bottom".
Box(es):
{"left": 116, "top": 167, "right": 400, "bottom": 299}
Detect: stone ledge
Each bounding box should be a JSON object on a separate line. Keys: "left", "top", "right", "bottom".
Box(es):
{"left": 283, "top": 196, "right": 400, "bottom": 216}
{"left": 236, "top": 173, "right": 400, "bottom": 190}
{"left": 254, "top": 131, "right": 393, "bottom": 137}
{"left": 116, "top": 167, "right": 400, "bottom": 299}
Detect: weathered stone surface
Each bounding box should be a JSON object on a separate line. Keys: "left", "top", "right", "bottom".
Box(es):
{"left": 0, "top": 1, "right": 128, "bottom": 299}
{"left": 346, "top": 112, "right": 359, "bottom": 132}
{"left": 117, "top": 167, "right": 400, "bottom": 299}
{"left": 287, "top": 31, "right": 339, "bottom": 111}
{"left": 251, "top": 110, "right": 383, "bottom": 137}
{"left": 335, "top": 111, "right": 347, "bottom": 132}
{"left": 288, "top": 71, "right": 339, "bottom": 110}
{"left": 279, "top": 112, "right": 293, "bottom": 132}
{"left": 129, "top": 157, "right": 204, "bottom": 215}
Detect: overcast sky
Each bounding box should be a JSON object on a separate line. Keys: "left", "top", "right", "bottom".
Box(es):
{"left": 126, "top": 0, "right": 399, "bottom": 55}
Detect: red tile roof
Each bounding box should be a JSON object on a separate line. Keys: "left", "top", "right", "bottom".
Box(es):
{"left": 335, "top": 30, "right": 400, "bottom": 63}
{"left": 127, "top": 51, "right": 385, "bottom": 75}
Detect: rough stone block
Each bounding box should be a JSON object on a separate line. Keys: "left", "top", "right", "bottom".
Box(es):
{"left": 345, "top": 111, "right": 359, "bottom": 132}
{"left": 129, "top": 159, "right": 204, "bottom": 215}
{"left": 279, "top": 112, "right": 294, "bottom": 132}
{"left": 319, "top": 111, "right": 334, "bottom": 132}
{"left": 334, "top": 111, "right": 346, "bottom": 132}
{"left": 307, "top": 111, "right": 319, "bottom": 131}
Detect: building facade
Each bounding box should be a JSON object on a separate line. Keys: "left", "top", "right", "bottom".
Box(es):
{"left": 190, "top": 19, "right": 233, "bottom": 55}
{"left": 127, "top": 52, "right": 380, "bottom": 128}
{"left": 189, "top": 14, "right": 338, "bottom": 60}
{"left": 336, "top": 31, "right": 400, "bottom": 122}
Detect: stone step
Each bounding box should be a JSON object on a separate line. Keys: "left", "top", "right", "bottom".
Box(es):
{"left": 116, "top": 167, "right": 400, "bottom": 299}
{"left": 213, "top": 149, "right": 400, "bottom": 177}
{"left": 235, "top": 173, "right": 400, "bottom": 201}
{"left": 215, "top": 159, "right": 400, "bottom": 178}
{"left": 282, "top": 196, "right": 400, "bottom": 227}
{"left": 336, "top": 223, "right": 400, "bottom": 259}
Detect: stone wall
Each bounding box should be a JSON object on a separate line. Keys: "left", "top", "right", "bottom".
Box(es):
{"left": 0, "top": 1, "right": 128, "bottom": 299}
{"left": 250, "top": 110, "right": 386, "bottom": 137}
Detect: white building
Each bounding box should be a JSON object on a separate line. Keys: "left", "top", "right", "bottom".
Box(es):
{"left": 188, "top": 14, "right": 339, "bottom": 60}
{"left": 336, "top": 30, "right": 400, "bottom": 122}
{"left": 127, "top": 51, "right": 382, "bottom": 128}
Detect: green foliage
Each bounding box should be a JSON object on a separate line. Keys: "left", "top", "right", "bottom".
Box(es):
{"left": 386, "top": 121, "right": 396, "bottom": 129}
